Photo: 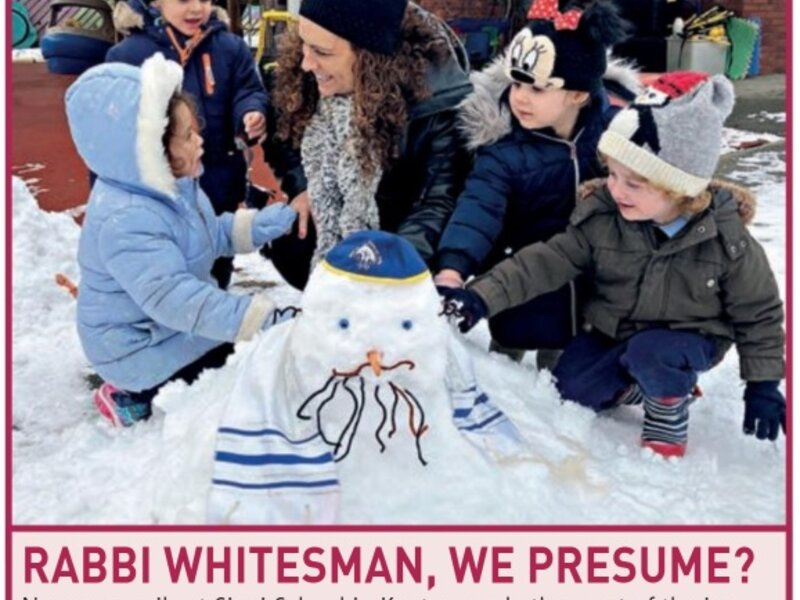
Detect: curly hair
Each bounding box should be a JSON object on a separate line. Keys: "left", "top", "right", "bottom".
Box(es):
{"left": 162, "top": 90, "right": 202, "bottom": 176}
{"left": 272, "top": 6, "right": 451, "bottom": 176}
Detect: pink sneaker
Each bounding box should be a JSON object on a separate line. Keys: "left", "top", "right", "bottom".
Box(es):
{"left": 93, "top": 383, "right": 151, "bottom": 427}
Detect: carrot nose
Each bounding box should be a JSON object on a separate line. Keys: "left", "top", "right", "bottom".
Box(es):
{"left": 367, "top": 349, "right": 383, "bottom": 376}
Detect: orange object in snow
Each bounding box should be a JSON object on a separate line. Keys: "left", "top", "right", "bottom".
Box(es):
{"left": 55, "top": 273, "right": 78, "bottom": 298}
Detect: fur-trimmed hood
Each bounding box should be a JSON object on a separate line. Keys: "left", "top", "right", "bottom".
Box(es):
{"left": 577, "top": 177, "right": 757, "bottom": 225}
{"left": 113, "top": 0, "right": 230, "bottom": 36}
{"left": 458, "top": 54, "right": 642, "bottom": 151}
{"left": 66, "top": 53, "right": 184, "bottom": 199}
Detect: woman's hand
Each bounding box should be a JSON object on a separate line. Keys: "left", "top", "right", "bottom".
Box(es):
{"left": 290, "top": 191, "right": 314, "bottom": 239}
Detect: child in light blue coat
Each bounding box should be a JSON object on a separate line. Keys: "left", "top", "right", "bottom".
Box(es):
{"left": 66, "top": 54, "right": 297, "bottom": 427}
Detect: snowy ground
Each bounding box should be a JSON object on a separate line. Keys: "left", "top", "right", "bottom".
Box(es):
{"left": 10, "top": 138, "right": 787, "bottom": 525}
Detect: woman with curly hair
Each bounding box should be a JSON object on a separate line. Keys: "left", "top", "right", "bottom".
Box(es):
{"left": 261, "top": 0, "right": 472, "bottom": 289}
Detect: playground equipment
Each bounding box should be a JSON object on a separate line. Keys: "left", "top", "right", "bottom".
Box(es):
{"left": 255, "top": 9, "right": 297, "bottom": 72}
{"left": 41, "top": 0, "right": 115, "bottom": 75}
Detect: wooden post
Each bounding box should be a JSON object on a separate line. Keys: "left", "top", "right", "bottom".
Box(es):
{"left": 227, "top": 0, "right": 242, "bottom": 36}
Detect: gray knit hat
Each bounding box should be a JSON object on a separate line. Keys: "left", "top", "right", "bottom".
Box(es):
{"left": 598, "top": 72, "right": 735, "bottom": 196}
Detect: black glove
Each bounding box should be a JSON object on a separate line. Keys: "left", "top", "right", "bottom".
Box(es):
{"left": 743, "top": 381, "right": 786, "bottom": 441}
{"left": 437, "top": 286, "right": 488, "bottom": 334}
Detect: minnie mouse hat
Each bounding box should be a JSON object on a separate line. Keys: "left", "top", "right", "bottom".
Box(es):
{"left": 505, "top": 0, "right": 630, "bottom": 92}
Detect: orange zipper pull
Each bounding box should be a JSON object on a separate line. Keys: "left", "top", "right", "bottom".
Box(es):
{"left": 202, "top": 53, "right": 215, "bottom": 96}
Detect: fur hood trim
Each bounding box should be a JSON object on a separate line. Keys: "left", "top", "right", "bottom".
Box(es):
{"left": 137, "top": 53, "right": 184, "bottom": 199}
{"left": 113, "top": 1, "right": 229, "bottom": 35}
{"left": 712, "top": 179, "right": 757, "bottom": 225}
{"left": 458, "top": 54, "right": 642, "bottom": 151}
{"left": 457, "top": 55, "right": 512, "bottom": 152}
{"left": 578, "top": 177, "right": 757, "bottom": 224}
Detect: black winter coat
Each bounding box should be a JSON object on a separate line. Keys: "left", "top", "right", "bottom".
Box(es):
{"left": 263, "top": 22, "right": 472, "bottom": 287}
{"left": 107, "top": 0, "right": 269, "bottom": 214}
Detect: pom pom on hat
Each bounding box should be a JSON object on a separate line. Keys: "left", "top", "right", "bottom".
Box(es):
{"left": 322, "top": 231, "right": 429, "bottom": 284}
{"left": 598, "top": 72, "right": 735, "bottom": 197}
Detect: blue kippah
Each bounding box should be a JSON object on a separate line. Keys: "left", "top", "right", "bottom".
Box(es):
{"left": 322, "top": 231, "right": 428, "bottom": 284}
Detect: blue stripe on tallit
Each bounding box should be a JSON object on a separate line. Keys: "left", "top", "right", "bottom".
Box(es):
{"left": 457, "top": 411, "right": 503, "bottom": 432}
{"left": 212, "top": 478, "right": 340, "bottom": 490}
{"left": 215, "top": 451, "right": 333, "bottom": 466}
{"left": 217, "top": 427, "right": 320, "bottom": 444}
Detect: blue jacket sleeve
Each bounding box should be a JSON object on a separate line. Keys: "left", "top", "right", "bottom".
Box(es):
{"left": 436, "top": 146, "right": 513, "bottom": 277}
{"left": 97, "top": 205, "right": 253, "bottom": 342}
{"left": 230, "top": 38, "right": 269, "bottom": 136}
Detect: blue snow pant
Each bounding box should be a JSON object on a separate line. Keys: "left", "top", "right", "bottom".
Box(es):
{"left": 488, "top": 279, "right": 587, "bottom": 350}
{"left": 552, "top": 329, "right": 721, "bottom": 411}
{"left": 203, "top": 157, "right": 247, "bottom": 291}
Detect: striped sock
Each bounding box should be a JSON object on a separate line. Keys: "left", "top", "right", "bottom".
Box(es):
{"left": 616, "top": 384, "right": 645, "bottom": 406}
{"left": 641, "top": 393, "right": 689, "bottom": 458}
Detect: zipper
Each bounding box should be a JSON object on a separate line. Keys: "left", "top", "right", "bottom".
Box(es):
{"left": 569, "top": 280, "right": 578, "bottom": 336}
{"left": 528, "top": 127, "right": 584, "bottom": 200}
{"left": 526, "top": 128, "right": 584, "bottom": 335}
{"left": 202, "top": 53, "right": 215, "bottom": 96}
{"left": 658, "top": 256, "right": 672, "bottom": 320}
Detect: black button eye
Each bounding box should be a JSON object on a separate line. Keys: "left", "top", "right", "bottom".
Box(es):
{"left": 402, "top": 320, "right": 413, "bottom": 330}
{"left": 338, "top": 318, "right": 350, "bottom": 330}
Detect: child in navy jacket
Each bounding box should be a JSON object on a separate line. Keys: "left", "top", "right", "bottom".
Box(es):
{"left": 435, "top": 0, "right": 634, "bottom": 362}
{"left": 107, "top": 0, "right": 269, "bottom": 286}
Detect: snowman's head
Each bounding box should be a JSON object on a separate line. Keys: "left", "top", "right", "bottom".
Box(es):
{"left": 291, "top": 231, "right": 447, "bottom": 385}
{"left": 287, "top": 231, "right": 449, "bottom": 463}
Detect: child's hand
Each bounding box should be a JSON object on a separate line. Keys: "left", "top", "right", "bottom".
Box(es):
{"left": 743, "top": 381, "right": 786, "bottom": 441}
{"left": 437, "top": 286, "right": 488, "bottom": 334}
{"left": 243, "top": 111, "right": 267, "bottom": 143}
{"left": 252, "top": 203, "right": 297, "bottom": 246}
{"left": 434, "top": 269, "right": 464, "bottom": 288}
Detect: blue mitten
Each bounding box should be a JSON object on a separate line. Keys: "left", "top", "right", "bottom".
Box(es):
{"left": 743, "top": 381, "right": 786, "bottom": 441}
{"left": 252, "top": 203, "right": 297, "bottom": 247}
{"left": 437, "top": 286, "right": 488, "bottom": 333}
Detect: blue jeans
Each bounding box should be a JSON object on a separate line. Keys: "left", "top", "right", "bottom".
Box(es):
{"left": 553, "top": 329, "right": 720, "bottom": 410}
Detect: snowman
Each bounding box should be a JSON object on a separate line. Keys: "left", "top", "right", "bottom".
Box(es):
{"left": 152, "top": 231, "right": 529, "bottom": 524}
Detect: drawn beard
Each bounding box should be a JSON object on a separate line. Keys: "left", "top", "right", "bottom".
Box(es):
{"left": 295, "top": 358, "right": 430, "bottom": 466}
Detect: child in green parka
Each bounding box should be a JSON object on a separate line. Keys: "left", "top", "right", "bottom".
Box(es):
{"left": 438, "top": 72, "right": 786, "bottom": 458}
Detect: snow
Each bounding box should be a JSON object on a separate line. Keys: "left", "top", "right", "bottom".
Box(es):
{"left": 10, "top": 144, "right": 787, "bottom": 524}
{"left": 747, "top": 111, "right": 786, "bottom": 124}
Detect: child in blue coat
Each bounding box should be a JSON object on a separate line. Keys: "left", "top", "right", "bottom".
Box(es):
{"left": 66, "top": 54, "right": 296, "bottom": 427}
{"left": 107, "top": 0, "right": 269, "bottom": 287}
{"left": 435, "top": 0, "right": 634, "bottom": 363}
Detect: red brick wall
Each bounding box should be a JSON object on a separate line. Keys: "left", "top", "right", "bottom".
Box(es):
{"left": 427, "top": 0, "right": 786, "bottom": 74}
{"left": 700, "top": 0, "right": 785, "bottom": 73}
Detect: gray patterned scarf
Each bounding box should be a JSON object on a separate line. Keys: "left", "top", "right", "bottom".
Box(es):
{"left": 301, "top": 95, "right": 383, "bottom": 267}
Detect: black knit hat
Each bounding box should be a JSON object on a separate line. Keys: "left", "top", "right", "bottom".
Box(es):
{"left": 506, "top": 0, "right": 630, "bottom": 92}
{"left": 300, "top": 0, "right": 409, "bottom": 55}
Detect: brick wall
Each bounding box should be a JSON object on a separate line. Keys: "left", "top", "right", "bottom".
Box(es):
{"left": 425, "top": 0, "right": 786, "bottom": 74}
{"left": 700, "top": 0, "right": 785, "bottom": 73}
